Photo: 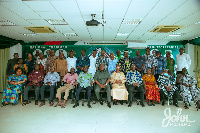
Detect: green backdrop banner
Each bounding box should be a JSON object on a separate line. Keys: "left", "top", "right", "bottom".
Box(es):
{"left": 22, "top": 45, "right": 183, "bottom": 63}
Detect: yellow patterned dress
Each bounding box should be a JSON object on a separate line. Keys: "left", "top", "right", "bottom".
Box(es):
{"left": 111, "top": 72, "right": 128, "bottom": 100}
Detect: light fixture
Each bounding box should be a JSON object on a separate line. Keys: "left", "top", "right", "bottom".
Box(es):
{"left": 169, "top": 33, "right": 184, "bottom": 37}
{"left": 46, "top": 19, "right": 68, "bottom": 25}
{"left": 23, "top": 33, "right": 37, "bottom": 37}
{"left": 122, "top": 19, "right": 142, "bottom": 25}
{"left": 0, "top": 20, "right": 16, "bottom": 26}
{"left": 194, "top": 21, "right": 200, "bottom": 24}
{"left": 117, "top": 33, "right": 129, "bottom": 36}
{"left": 63, "top": 33, "right": 77, "bottom": 36}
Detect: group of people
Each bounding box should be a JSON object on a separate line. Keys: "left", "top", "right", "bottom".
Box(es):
{"left": 2, "top": 47, "right": 200, "bottom": 110}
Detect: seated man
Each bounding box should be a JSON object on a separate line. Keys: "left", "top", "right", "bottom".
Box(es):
{"left": 177, "top": 68, "right": 200, "bottom": 109}
{"left": 73, "top": 65, "right": 93, "bottom": 108}
{"left": 23, "top": 64, "right": 44, "bottom": 105}
{"left": 126, "top": 64, "right": 145, "bottom": 107}
{"left": 157, "top": 69, "right": 179, "bottom": 107}
{"left": 94, "top": 63, "right": 111, "bottom": 108}
{"left": 55, "top": 68, "right": 78, "bottom": 108}
{"left": 39, "top": 66, "right": 60, "bottom": 107}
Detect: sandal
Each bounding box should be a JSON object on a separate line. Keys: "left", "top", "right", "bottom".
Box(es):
{"left": 54, "top": 102, "right": 62, "bottom": 107}
{"left": 184, "top": 106, "right": 189, "bottom": 109}
{"left": 61, "top": 104, "right": 65, "bottom": 108}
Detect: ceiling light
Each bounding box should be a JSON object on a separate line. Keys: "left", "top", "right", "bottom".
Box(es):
{"left": 122, "top": 19, "right": 142, "bottom": 25}
{"left": 63, "top": 33, "right": 77, "bottom": 36}
{"left": 194, "top": 21, "right": 200, "bottom": 24}
{"left": 46, "top": 19, "right": 68, "bottom": 25}
{"left": 117, "top": 33, "right": 129, "bottom": 36}
{"left": 0, "top": 20, "right": 16, "bottom": 26}
{"left": 23, "top": 33, "right": 37, "bottom": 37}
{"left": 169, "top": 33, "right": 184, "bottom": 37}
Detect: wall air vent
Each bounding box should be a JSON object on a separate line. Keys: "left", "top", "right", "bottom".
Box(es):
{"left": 150, "top": 25, "right": 184, "bottom": 33}
{"left": 24, "top": 26, "right": 57, "bottom": 33}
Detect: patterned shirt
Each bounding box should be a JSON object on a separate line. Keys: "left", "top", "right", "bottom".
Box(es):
{"left": 108, "top": 58, "right": 118, "bottom": 75}
{"left": 25, "top": 59, "right": 36, "bottom": 75}
{"left": 126, "top": 70, "right": 143, "bottom": 86}
{"left": 27, "top": 70, "right": 44, "bottom": 86}
{"left": 157, "top": 74, "right": 176, "bottom": 87}
{"left": 76, "top": 55, "right": 90, "bottom": 74}
{"left": 116, "top": 55, "right": 123, "bottom": 60}
{"left": 36, "top": 58, "right": 47, "bottom": 70}
{"left": 166, "top": 58, "right": 175, "bottom": 75}
{"left": 7, "top": 74, "right": 27, "bottom": 91}
{"left": 96, "top": 56, "right": 109, "bottom": 70}
{"left": 78, "top": 72, "right": 93, "bottom": 88}
{"left": 44, "top": 72, "right": 60, "bottom": 86}
{"left": 179, "top": 74, "right": 197, "bottom": 86}
{"left": 142, "top": 54, "right": 158, "bottom": 73}
{"left": 62, "top": 73, "right": 78, "bottom": 86}
{"left": 155, "top": 56, "right": 167, "bottom": 74}
{"left": 118, "top": 57, "right": 134, "bottom": 75}
{"left": 46, "top": 56, "right": 57, "bottom": 72}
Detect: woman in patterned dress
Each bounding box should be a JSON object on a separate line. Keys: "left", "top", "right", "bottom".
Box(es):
{"left": 1, "top": 68, "right": 27, "bottom": 106}
{"left": 110, "top": 64, "right": 128, "bottom": 105}
{"left": 142, "top": 68, "right": 160, "bottom": 106}
{"left": 36, "top": 52, "right": 47, "bottom": 75}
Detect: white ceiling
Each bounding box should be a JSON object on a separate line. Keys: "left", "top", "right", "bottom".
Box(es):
{"left": 0, "top": 0, "right": 200, "bottom": 42}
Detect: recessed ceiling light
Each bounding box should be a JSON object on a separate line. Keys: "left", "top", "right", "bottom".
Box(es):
{"left": 117, "top": 33, "right": 129, "bottom": 36}
{"left": 0, "top": 20, "right": 16, "bottom": 26}
{"left": 122, "top": 19, "right": 142, "bottom": 25}
{"left": 23, "top": 33, "right": 37, "bottom": 37}
{"left": 63, "top": 33, "right": 77, "bottom": 36}
{"left": 46, "top": 19, "right": 68, "bottom": 25}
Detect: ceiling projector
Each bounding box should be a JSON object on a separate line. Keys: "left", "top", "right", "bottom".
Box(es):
{"left": 86, "top": 14, "right": 100, "bottom": 26}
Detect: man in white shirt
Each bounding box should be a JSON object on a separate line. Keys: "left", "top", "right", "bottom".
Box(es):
{"left": 66, "top": 50, "right": 77, "bottom": 72}
{"left": 88, "top": 50, "right": 98, "bottom": 77}
{"left": 176, "top": 47, "right": 191, "bottom": 74}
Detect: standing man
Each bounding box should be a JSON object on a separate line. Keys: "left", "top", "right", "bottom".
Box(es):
{"left": 88, "top": 50, "right": 98, "bottom": 77}
{"left": 54, "top": 52, "right": 68, "bottom": 79}
{"left": 176, "top": 47, "right": 191, "bottom": 74}
{"left": 39, "top": 66, "right": 60, "bottom": 107}
{"left": 108, "top": 53, "right": 118, "bottom": 75}
{"left": 66, "top": 50, "right": 77, "bottom": 72}
{"left": 133, "top": 50, "right": 145, "bottom": 75}
{"left": 142, "top": 47, "right": 158, "bottom": 75}
{"left": 46, "top": 50, "right": 57, "bottom": 72}
{"left": 116, "top": 50, "right": 123, "bottom": 60}
{"left": 166, "top": 51, "right": 175, "bottom": 77}
{"left": 23, "top": 64, "right": 44, "bottom": 105}
{"left": 76, "top": 49, "right": 90, "bottom": 74}
{"left": 6, "top": 53, "right": 19, "bottom": 78}
{"left": 96, "top": 50, "right": 109, "bottom": 71}
{"left": 94, "top": 63, "right": 111, "bottom": 108}
{"left": 155, "top": 51, "right": 167, "bottom": 81}
{"left": 73, "top": 65, "right": 93, "bottom": 108}
{"left": 126, "top": 64, "right": 145, "bottom": 107}
{"left": 118, "top": 50, "right": 134, "bottom": 75}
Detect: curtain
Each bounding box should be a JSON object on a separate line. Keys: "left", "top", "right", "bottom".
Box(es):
{"left": 0, "top": 48, "right": 10, "bottom": 92}
{"left": 194, "top": 45, "right": 200, "bottom": 87}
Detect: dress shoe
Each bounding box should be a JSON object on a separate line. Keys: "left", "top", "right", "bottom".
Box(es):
{"left": 39, "top": 102, "right": 45, "bottom": 107}
{"left": 73, "top": 101, "right": 79, "bottom": 108}
{"left": 120, "top": 101, "right": 123, "bottom": 105}
{"left": 35, "top": 100, "right": 38, "bottom": 105}
{"left": 99, "top": 99, "right": 103, "bottom": 105}
{"left": 128, "top": 102, "right": 132, "bottom": 107}
{"left": 113, "top": 101, "right": 118, "bottom": 105}
{"left": 174, "top": 103, "right": 179, "bottom": 107}
{"left": 140, "top": 102, "right": 145, "bottom": 107}
{"left": 87, "top": 102, "right": 92, "bottom": 108}
{"left": 22, "top": 101, "right": 29, "bottom": 106}
{"left": 107, "top": 102, "right": 111, "bottom": 108}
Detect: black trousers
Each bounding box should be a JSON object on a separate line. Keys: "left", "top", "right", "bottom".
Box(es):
{"left": 127, "top": 84, "right": 144, "bottom": 103}
{"left": 160, "top": 89, "right": 179, "bottom": 104}
{"left": 76, "top": 86, "right": 91, "bottom": 102}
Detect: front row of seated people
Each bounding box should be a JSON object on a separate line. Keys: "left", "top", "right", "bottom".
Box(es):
{"left": 1, "top": 63, "right": 200, "bottom": 110}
